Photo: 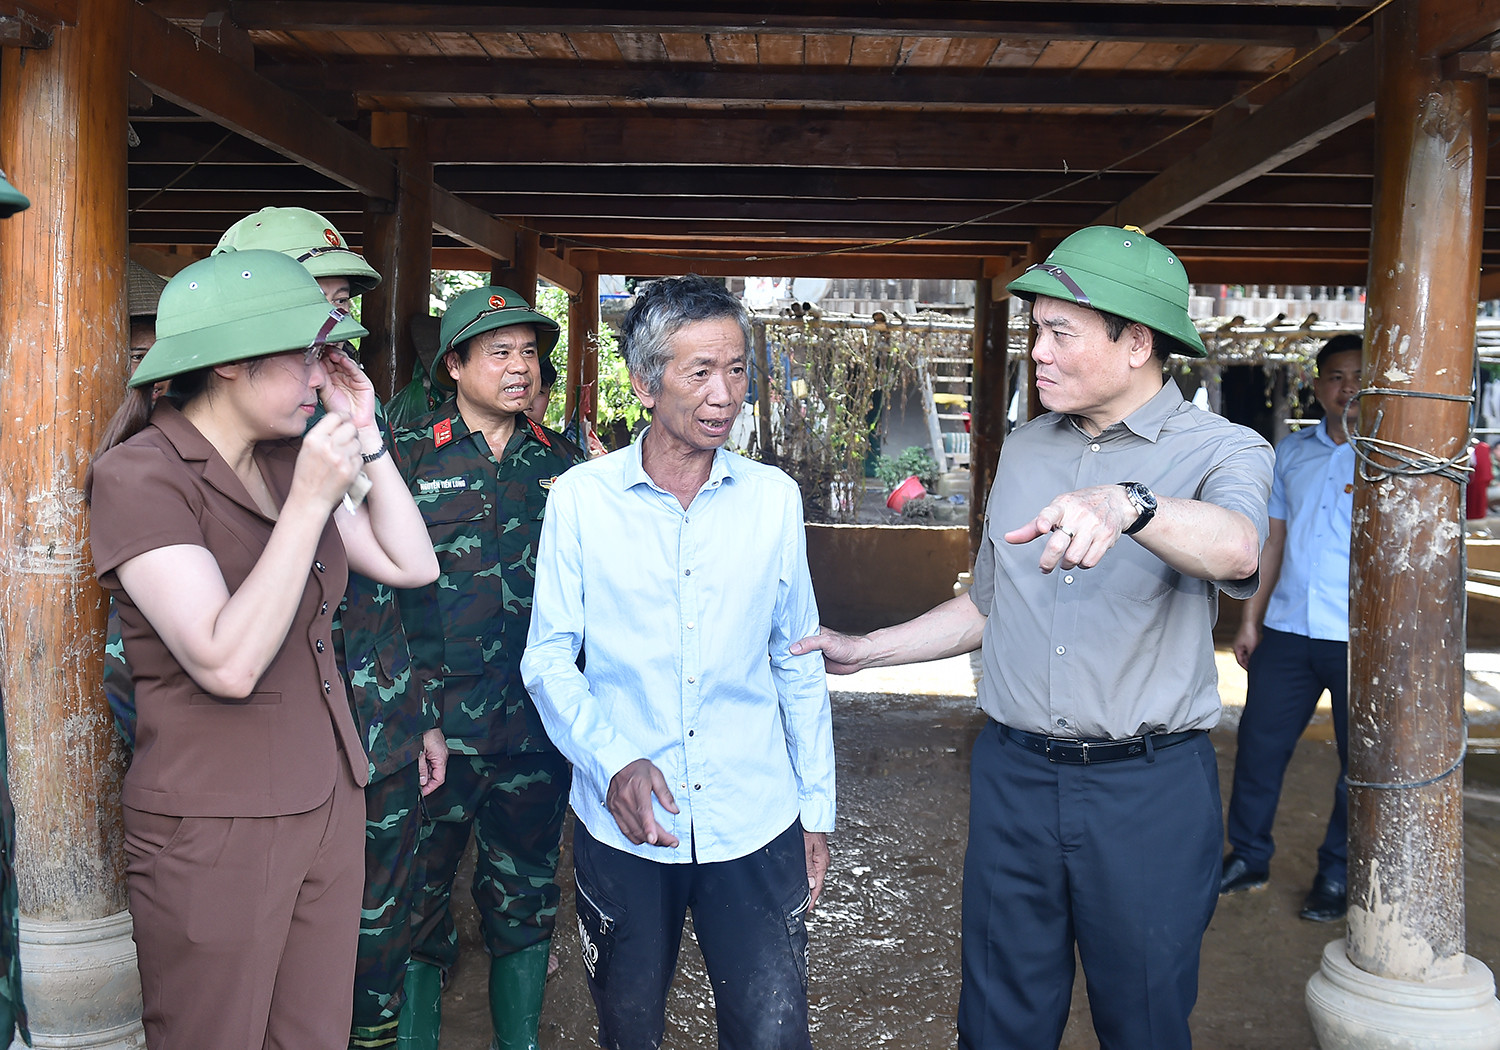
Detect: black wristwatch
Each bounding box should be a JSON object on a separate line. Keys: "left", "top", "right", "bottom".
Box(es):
{"left": 1119, "top": 482, "right": 1157, "bottom": 536}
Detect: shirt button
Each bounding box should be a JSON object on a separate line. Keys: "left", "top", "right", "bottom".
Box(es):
{"left": 1064, "top": 574, "right": 1074, "bottom": 584}
{"left": 687, "top": 675, "right": 696, "bottom": 684}
{"left": 323, "top": 680, "right": 332, "bottom": 693}
{"left": 314, "top": 561, "right": 325, "bottom": 573}
{"left": 688, "top": 730, "right": 695, "bottom": 737}
{"left": 694, "top": 784, "right": 702, "bottom": 790}
{"left": 1090, "top": 443, "right": 1101, "bottom": 452}
{"left": 1055, "top": 645, "right": 1066, "bottom": 655}
{"left": 320, "top": 602, "right": 329, "bottom": 615}
{"left": 1056, "top": 718, "right": 1068, "bottom": 728}
{"left": 316, "top": 640, "right": 325, "bottom": 653}
{"left": 686, "top": 622, "right": 696, "bottom": 630}
{"left": 680, "top": 782, "right": 687, "bottom": 789}
{"left": 684, "top": 569, "right": 692, "bottom": 577}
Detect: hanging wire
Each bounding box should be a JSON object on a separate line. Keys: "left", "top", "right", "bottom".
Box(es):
{"left": 1346, "top": 382, "right": 1477, "bottom": 486}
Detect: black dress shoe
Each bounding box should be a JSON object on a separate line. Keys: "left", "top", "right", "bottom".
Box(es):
{"left": 1219, "top": 854, "right": 1269, "bottom": 895}
{"left": 1299, "top": 874, "right": 1348, "bottom": 922}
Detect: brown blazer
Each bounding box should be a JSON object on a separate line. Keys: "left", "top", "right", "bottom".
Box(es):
{"left": 90, "top": 402, "right": 369, "bottom": 817}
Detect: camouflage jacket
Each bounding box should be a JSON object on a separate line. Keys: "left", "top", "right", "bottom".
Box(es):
{"left": 0, "top": 689, "right": 27, "bottom": 1045}
{"left": 331, "top": 411, "right": 438, "bottom": 782}
{"left": 394, "top": 400, "right": 579, "bottom": 756}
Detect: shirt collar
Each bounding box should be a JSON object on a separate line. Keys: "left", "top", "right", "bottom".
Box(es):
{"left": 1066, "top": 378, "right": 1185, "bottom": 444}
{"left": 621, "top": 425, "right": 737, "bottom": 493}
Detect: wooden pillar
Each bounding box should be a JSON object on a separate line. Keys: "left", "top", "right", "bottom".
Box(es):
{"left": 969, "top": 283, "right": 1009, "bottom": 563}
{"left": 0, "top": 1, "right": 145, "bottom": 1044}
{"left": 1307, "top": 1, "right": 1500, "bottom": 1046}
{"left": 754, "top": 321, "right": 775, "bottom": 466}
{"left": 566, "top": 270, "right": 600, "bottom": 425}
{"left": 363, "top": 113, "right": 432, "bottom": 402}
{"left": 1346, "top": 0, "right": 1481, "bottom": 983}
{"left": 492, "top": 229, "right": 539, "bottom": 302}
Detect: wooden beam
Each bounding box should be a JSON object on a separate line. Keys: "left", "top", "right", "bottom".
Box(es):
{"left": 0, "top": 0, "right": 74, "bottom": 26}
{"left": 429, "top": 185, "right": 516, "bottom": 264}
{"left": 428, "top": 112, "right": 1202, "bottom": 172}
{"left": 266, "top": 61, "right": 1241, "bottom": 111}
{"left": 128, "top": 4, "right": 397, "bottom": 199}
{"left": 1417, "top": 0, "right": 1500, "bottom": 58}
{"left": 434, "top": 165, "right": 1149, "bottom": 205}
{"left": 535, "top": 245, "right": 583, "bottom": 296}
{"left": 227, "top": 2, "right": 1341, "bottom": 46}
{"left": 1096, "top": 40, "right": 1377, "bottom": 231}
{"left": 573, "top": 250, "right": 985, "bottom": 281}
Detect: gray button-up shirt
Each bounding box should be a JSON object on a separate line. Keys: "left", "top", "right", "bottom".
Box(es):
{"left": 970, "top": 380, "right": 1273, "bottom": 739}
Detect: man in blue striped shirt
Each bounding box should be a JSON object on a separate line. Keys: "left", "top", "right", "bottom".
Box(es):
{"left": 522, "top": 275, "right": 834, "bottom": 1050}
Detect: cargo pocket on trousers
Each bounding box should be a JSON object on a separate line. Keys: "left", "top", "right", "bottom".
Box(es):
{"left": 574, "top": 875, "right": 620, "bottom": 990}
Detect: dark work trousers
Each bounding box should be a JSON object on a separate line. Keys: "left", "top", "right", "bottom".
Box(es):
{"left": 572, "top": 819, "right": 813, "bottom": 1050}
{"left": 1225, "top": 627, "right": 1350, "bottom": 884}
{"left": 958, "top": 721, "right": 1221, "bottom": 1050}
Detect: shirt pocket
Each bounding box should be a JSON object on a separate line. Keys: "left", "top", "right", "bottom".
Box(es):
{"left": 423, "top": 491, "right": 488, "bottom": 573}
{"left": 1095, "top": 541, "right": 1175, "bottom": 604}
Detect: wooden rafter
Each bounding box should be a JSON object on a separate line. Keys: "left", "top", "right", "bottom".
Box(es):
{"left": 1096, "top": 40, "right": 1377, "bottom": 231}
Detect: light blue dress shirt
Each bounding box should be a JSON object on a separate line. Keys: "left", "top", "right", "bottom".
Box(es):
{"left": 521, "top": 433, "right": 835, "bottom": 864}
{"left": 1262, "top": 420, "right": 1354, "bottom": 642}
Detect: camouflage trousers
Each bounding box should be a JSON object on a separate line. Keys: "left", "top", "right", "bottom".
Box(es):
{"left": 349, "top": 761, "right": 424, "bottom": 1050}
{"left": 410, "top": 750, "right": 571, "bottom": 972}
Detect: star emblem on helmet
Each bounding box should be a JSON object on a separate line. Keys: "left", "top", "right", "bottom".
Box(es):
{"left": 323, "top": 228, "right": 340, "bottom": 247}
{"left": 488, "top": 294, "right": 505, "bottom": 309}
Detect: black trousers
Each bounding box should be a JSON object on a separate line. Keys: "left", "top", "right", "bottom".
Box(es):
{"left": 1225, "top": 627, "right": 1350, "bottom": 883}
{"left": 958, "top": 721, "right": 1222, "bottom": 1050}
{"left": 572, "top": 820, "right": 813, "bottom": 1050}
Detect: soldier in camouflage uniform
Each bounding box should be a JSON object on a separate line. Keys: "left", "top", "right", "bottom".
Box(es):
{"left": 212, "top": 207, "right": 449, "bottom": 1050}
{"left": 0, "top": 164, "right": 30, "bottom": 1049}
{"left": 393, "top": 286, "right": 578, "bottom": 1050}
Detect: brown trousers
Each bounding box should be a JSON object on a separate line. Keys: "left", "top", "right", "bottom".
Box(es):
{"left": 123, "top": 760, "right": 365, "bottom": 1050}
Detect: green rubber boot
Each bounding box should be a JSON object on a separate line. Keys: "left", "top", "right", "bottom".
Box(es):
{"left": 394, "top": 960, "right": 443, "bottom": 1050}
{"left": 487, "top": 942, "right": 551, "bottom": 1050}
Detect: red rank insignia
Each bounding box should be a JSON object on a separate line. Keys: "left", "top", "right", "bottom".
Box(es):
{"left": 434, "top": 418, "right": 454, "bottom": 448}
{"left": 526, "top": 417, "right": 553, "bottom": 448}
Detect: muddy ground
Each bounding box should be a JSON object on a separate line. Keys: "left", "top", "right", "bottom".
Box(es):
{"left": 436, "top": 653, "right": 1500, "bottom": 1049}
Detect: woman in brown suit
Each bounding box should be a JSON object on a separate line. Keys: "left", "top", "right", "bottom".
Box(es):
{"left": 87, "top": 250, "right": 438, "bottom": 1049}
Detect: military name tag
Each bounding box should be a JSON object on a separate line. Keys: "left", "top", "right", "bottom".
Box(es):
{"left": 417, "top": 476, "right": 470, "bottom": 494}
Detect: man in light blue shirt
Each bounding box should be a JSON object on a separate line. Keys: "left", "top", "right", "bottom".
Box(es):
{"left": 1221, "top": 334, "right": 1362, "bottom": 921}
{"left": 522, "top": 275, "right": 834, "bottom": 1050}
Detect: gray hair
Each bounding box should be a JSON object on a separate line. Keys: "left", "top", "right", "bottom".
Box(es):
{"left": 620, "top": 275, "right": 752, "bottom": 395}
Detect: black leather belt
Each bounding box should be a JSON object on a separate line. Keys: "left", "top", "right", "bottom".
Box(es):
{"left": 997, "top": 722, "right": 1203, "bottom": 765}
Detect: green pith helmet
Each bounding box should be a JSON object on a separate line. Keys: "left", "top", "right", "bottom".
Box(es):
{"left": 130, "top": 250, "right": 367, "bottom": 388}
{"left": 0, "top": 167, "right": 29, "bottom": 218}
{"left": 212, "top": 206, "right": 381, "bottom": 293}
{"left": 1008, "top": 225, "right": 1206, "bottom": 358}
{"left": 432, "top": 285, "right": 560, "bottom": 390}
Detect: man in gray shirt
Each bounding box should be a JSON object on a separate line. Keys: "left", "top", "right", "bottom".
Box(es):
{"left": 794, "top": 226, "right": 1272, "bottom": 1050}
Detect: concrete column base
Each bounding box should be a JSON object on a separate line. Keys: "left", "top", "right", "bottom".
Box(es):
{"left": 1307, "top": 938, "right": 1500, "bottom": 1050}
{"left": 9, "top": 911, "right": 143, "bottom": 1049}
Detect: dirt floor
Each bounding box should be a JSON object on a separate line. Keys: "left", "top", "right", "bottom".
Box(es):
{"left": 436, "top": 651, "right": 1500, "bottom": 1049}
